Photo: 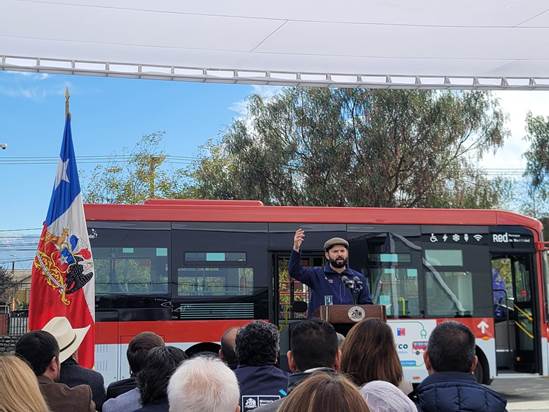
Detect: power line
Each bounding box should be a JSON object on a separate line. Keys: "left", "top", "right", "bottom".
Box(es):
{"left": 0, "top": 237, "right": 40, "bottom": 240}
{"left": 0, "top": 155, "right": 198, "bottom": 160}
{"left": 0, "top": 228, "right": 41, "bottom": 232}
{"left": 0, "top": 155, "right": 530, "bottom": 175}
{"left": 0, "top": 257, "right": 34, "bottom": 263}
{"left": 0, "top": 154, "right": 199, "bottom": 166}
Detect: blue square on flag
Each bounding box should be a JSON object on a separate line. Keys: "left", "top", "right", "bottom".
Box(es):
{"left": 397, "top": 328, "right": 406, "bottom": 336}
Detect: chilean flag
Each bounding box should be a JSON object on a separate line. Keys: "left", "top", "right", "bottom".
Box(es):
{"left": 28, "top": 112, "right": 95, "bottom": 368}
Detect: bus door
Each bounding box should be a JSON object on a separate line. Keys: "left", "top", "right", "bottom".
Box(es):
{"left": 491, "top": 254, "right": 538, "bottom": 373}
{"left": 274, "top": 253, "right": 323, "bottom": 324}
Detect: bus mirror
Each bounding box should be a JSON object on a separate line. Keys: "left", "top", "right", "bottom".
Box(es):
{"left": 292, "top": 301, "right": 308, "bottom": 313}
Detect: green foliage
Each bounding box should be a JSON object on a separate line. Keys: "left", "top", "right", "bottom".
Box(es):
{"left": 0, "top": 267, "right": 17, "bottom": 302}
{"left": 523, "top": 113, "right": 549, "bottom": 218}
{"left": 188, "top": 88, "right": 508, "bottom": 208}
{"left": 84, "top": 132, "right": 188, "bottom": 204}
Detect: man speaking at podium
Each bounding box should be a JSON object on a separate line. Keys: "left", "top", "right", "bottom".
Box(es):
{"left": 289, "top": 229, "right": 372, "bottom": 317}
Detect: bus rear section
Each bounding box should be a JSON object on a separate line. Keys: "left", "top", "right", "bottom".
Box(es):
{"left": 90, "top": 220, "right": 271, "bottom": 384}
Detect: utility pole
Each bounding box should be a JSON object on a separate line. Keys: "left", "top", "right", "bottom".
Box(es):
{"left": 149, "top": 156, "right": 157, "bottom": 199}
{"left": 148, "top": 155, "right": 163, "bottom": 199}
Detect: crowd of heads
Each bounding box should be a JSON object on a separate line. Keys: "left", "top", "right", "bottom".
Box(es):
{"left": 0, "top": 317, "right": 506, "bottom": 412}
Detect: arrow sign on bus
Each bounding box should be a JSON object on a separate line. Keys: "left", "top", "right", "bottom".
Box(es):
{"left": 477, "top": 320, "right": 489, "bottom": 334}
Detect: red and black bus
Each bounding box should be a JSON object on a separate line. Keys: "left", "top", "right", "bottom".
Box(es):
{"left": 87, "top": 199, "right": 549, "bottom": 385}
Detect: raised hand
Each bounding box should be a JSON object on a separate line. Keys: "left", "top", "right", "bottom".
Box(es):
{"left": 293, "top": 228, "right": 305, "bottom": 252}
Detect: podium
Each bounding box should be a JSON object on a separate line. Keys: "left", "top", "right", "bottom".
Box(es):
{"left": 314, "top": 304, "right": 386, "bottom": 325}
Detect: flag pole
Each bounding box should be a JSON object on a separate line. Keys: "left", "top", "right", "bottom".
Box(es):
{"left": 65, "top": 87, "right": 71, "bottom": 118}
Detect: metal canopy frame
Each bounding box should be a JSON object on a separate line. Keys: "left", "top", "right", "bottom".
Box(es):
{"left": 4, "top": 1, "right": 549, "bottom": 90}
{"left": 3, "top": 54, "right": 549, "bottom": 90}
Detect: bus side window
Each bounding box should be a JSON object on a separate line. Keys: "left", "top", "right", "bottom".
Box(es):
{"left": 424, "top": 249, "right": 474, "bottom": 317}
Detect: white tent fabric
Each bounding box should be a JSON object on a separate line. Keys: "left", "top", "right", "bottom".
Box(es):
{"left": 2, "top": 0, "right": 549, "bottom": 89}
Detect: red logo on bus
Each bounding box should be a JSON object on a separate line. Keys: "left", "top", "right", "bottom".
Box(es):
{"left": 412, "top": 341, "right": 428, "bottom": 352}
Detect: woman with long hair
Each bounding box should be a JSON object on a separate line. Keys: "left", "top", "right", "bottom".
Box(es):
{"left": 340, "top": 318, "right": 413, "bottom": 394}
{"left": 0, "top": 355, "right": 50, "bottom": 412}
{"left": 278, "top": 372, "right": 370, "bottom": 412}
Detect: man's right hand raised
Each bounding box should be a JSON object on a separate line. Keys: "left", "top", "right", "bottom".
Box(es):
{"left": 293, "top": 228, "right": 305, "bottom": 252}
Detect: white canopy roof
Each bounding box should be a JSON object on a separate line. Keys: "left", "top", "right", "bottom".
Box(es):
{"left": 2, "top": 0, "right": 549, "bottom": 89}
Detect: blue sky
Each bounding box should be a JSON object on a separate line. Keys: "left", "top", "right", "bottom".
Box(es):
{"left": 0, "top": 71, "right": 267, "bottom": 267}
{"left": 2, "top": 70, "right": 549, "bottom": 268}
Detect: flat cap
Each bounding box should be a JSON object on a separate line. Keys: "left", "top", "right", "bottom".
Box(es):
{"left": 323, "top": 237, "right": 349, "bottom": 251}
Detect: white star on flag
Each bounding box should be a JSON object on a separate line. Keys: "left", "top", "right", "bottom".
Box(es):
{"left": 54, "top": 158, "right": 70, "bottom": 188}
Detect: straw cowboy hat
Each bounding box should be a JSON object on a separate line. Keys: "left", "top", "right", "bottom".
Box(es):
{"left": 42, "top": 317, "right": 91, "bottom": 363}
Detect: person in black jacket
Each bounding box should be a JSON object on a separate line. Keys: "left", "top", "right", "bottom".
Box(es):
{"left": 105, "top": 332, "right": 165, "bottom": 400}
{"left": 59, "top": 355, "right": 105, "bottom": 410}
{"left": 234, "top": 321, "right": 288, "bottom": 412}
{"left": 414, "top": 321, "right": 507, "bottom": 412}
{"left": 254, "top": 320, "right": 340, "bottom": 412}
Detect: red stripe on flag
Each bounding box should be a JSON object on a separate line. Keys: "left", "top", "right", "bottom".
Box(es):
{"left": 29, "top": 224, "right": 95, "bottom": 368}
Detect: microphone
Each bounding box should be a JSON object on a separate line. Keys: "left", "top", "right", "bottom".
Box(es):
{"left": 353, "top": 276, "right": 364, "bottom": 292}
{"left": 341, "top": 275, "right": 355, "bottom": 290}
{"left": 342, "top": 275, "right": 360, "bottom": 304}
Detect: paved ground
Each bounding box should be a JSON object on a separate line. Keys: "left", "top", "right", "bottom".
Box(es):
{"left": 491, "top": 376, "right": 549, "bottom": 411}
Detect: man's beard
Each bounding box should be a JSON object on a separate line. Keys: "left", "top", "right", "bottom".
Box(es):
{"left": 329, "top": 257, "right": 347, "bottom": 268}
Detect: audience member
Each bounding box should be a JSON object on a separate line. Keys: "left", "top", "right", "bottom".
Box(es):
{"left": 103, "top": 332, "right": 165, "bottom": 412}
{"left": 42, "top": 316, "right": 105, "bottom": 410}
{"left": 255, "top": 319, "right": 340, "bottom": 412}
{"left": 277, "top": 372, "right": 370, "bottom": 412}
{"left": 168, "top": 356, "right": 239, "bottom": 412}
{"left": 0, "top": 355, "right": 50, "bottom": 412}
{"left": 135, "top": 346, "right": 187, "bottom": 412}
{"left": 341, "top": 318, "right": 412, "bottom": 394}
{"left": 219, "top": 326, "right": 240, "bottom": 370}
{"left": 360, "top": 381, "right": 417, "bottom": 412}
{"left": 413, "top": 321, "right": 506, "bottom": 412}
{"left": 235, "top": 321, "right": 288, "bottom": 411}
{"left": 15, "top": 330, "right": 95, "bottom": 412}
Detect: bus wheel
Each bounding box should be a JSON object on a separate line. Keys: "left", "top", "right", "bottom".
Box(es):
{"left": 474, "top": 359, "right": 484, "bottom": 383}
{"left": 474, "top": 347, "right": 490, "bottom": 384}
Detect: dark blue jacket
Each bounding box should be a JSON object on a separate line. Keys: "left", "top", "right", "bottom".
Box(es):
{"left": 415, "top": 372, "right": 507, "bottom": 412}
{"left": 134, "top": 397, "right": 168, "bottom": 412}
{"left": 106, "top": 377, "right": 136, "bottom": 401}
{"left": 235, "top": 365, "right": 288, "bottom": 412}
{"left": 288, "top": 250, "right": 372, "bottom": 316}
